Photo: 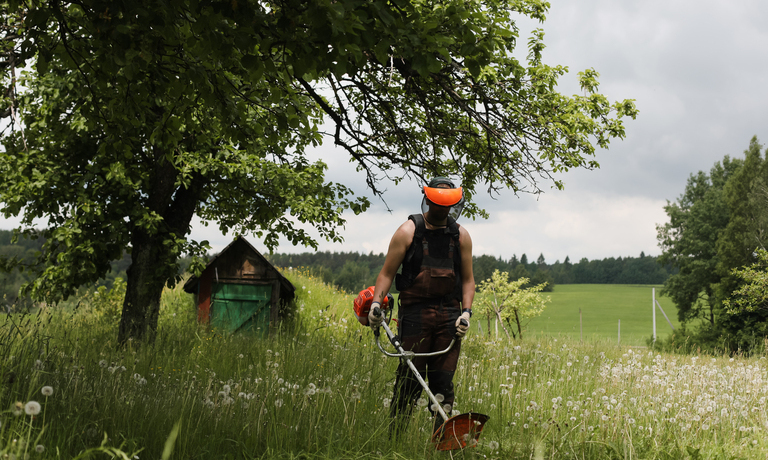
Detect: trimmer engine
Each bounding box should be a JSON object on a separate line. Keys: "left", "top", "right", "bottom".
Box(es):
{"left": 353, "top": 286, "right": 394, "bottom": 326}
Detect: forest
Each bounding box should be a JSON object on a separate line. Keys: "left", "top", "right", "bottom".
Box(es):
{"left": 0, "top": 228, "right": 674, "bottom": 307}
{"left": 265, "top": 249, "right": 674, "bottom": 294}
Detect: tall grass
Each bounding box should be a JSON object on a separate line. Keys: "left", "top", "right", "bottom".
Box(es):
{"left": 0, "top": 269, "right": 766, "bottom": 459}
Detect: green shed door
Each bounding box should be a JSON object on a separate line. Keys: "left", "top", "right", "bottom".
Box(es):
{"left": 210, "top": 283, "right": 271, "bottom": 335}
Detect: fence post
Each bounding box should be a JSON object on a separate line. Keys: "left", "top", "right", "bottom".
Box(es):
{"left": 653, "top": 287, "right": 657, "bottom": 343}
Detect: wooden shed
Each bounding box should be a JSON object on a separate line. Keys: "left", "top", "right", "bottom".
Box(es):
{"left": 183, "top": 236, "right": 295, "bottom": 335}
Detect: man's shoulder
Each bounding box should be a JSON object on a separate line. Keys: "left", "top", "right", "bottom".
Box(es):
{"left": 394, "top": 219, "right": 417, "bottom": 240}
{"left": 457, "top": 223, "right": 471, "bottom": 243}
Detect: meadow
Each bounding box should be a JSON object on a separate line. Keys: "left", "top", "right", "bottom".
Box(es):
{"left": 525, "top": 284, "right": 682, "bottom": 346}
{"left": 1, "top": 271, "right": 766, "bottom": 459}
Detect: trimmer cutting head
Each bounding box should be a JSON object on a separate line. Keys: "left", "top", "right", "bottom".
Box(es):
{"left": 431, "top": 412, "right": 490, "bottom": 451}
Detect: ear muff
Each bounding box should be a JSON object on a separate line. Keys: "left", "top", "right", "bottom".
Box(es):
{"left": 423, "top": 186, "right": 463, "bottom": 207}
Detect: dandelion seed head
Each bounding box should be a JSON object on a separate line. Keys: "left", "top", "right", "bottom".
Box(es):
{"left": 24, "top": 401, "right": 41, "bottom": 416}
{"left": 41, "top": 386, "right": 53, "bottom": 397}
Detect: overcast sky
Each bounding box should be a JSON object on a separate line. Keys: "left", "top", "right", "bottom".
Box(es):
{"left": 194, "top": 0, "right": 768, "bottom": 262}
{"left": 4, "top": 0, "right": 768, "bottom": 264}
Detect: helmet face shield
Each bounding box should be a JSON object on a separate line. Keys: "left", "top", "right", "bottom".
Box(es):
{"left": 422, "top": 186, "right": 465, "bottom": 220}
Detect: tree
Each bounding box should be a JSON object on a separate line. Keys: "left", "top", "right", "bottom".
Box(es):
{"left": 333, "top": 260, "right": 371, "bottom": 294}
{"left": 657, "top": 157, "right": 742, "bottom": 325}
{"left": 472, "top": 254, "right": 506, "bottom": 286}
{"left": 718, "top": 137, "right": 766, "bottom": 288}
{"left": 657, "top": 137, "right": 768, "bottom": 352}
{"left": 474, "top": 269, "right": 549, "bottom": 339}
{"left": 0, "top": 0, "right": 637, "bottom": 343}
{"left": 724, "top": 248, "right": 768, "bottom": 314}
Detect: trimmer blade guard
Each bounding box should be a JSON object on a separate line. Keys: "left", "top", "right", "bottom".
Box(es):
{"left": 431, "top": 412, "right": 490, "bottom": 451}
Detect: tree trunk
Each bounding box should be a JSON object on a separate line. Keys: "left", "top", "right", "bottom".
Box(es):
{"left": 706, "top": 288, "right": 715, "bottom": 325}
{"left": 506, "top": 318, "right": 517, "bottom": 339}
{"left": 494, "top": 307, "right": 511, "bottom": 339}
{"left": 513, "top": 308, "right": 523, "bottom": 339}
{"left": 116, "top": 165, "right": 203, "bottom": 345}
{"left": 118, "top": 230, "right": 174, "bottom": 344}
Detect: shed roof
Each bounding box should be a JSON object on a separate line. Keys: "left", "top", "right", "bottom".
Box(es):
{"left": 182, "top": 236, "right": 294, "bottom": 296}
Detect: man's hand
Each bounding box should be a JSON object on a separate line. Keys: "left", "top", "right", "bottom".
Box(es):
{"left": 368, "top": 302, "right": 384, "bottom": 328}
{"left": 455, "top": 311, "right": 471, "bottom": 338}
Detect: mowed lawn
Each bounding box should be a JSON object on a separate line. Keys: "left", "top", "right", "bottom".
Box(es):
{"left": 519, "top": 284, "right": 682, "bottom": 346}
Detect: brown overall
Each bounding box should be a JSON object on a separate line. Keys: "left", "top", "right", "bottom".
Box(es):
{"left": 390, "top": 214, "right": 463, "bottom": 435}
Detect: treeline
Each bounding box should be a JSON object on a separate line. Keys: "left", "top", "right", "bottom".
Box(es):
{"left": 0, "top": 230, "right": 44, "bottom": 308}
{"left": 0, "top": 229, "right": 189, "bottom": 310}
{"left": 266, "top": 250, "right": 674, "bottom": 294}
{"left": 0, "top": 229, "right": 132, "bottom": 309}
{"left": 1, "top": 229, "right": 673, "bottom": 306}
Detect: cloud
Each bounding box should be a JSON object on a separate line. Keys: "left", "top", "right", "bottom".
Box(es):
{"left": 3, "top": 0, "right": 767, "bottom": 266}
{"left": 469, "top": 192, "right": 668, "bottom": 262}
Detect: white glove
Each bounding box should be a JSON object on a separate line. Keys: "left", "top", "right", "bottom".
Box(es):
{"left": 368, "top": 302, "right": 384, "bottom": 328}
{"left": 455, "top": 311, "right": 471, "bottom": 338}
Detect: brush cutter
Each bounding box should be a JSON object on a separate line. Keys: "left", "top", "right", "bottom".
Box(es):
{"left": 371, "top": 306, "right": 489, "bottom": 451}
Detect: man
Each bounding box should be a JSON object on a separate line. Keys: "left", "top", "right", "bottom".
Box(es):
{"left": 369, "top": 177, "right": 475, "bottom": 436}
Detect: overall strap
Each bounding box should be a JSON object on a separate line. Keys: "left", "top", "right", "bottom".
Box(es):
{"left": 404, "top": 214, "right": 425, "bottom": 265}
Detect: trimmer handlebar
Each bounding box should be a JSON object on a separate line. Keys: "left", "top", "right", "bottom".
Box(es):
{"left": 372, "top": 306, "right": 466, "bottom": 341}
{"left": 373, "top": 308, "right": 456, "bottom": 359}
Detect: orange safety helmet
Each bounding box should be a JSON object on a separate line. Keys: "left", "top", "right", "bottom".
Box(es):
{"left": 423, "top": 186, "right": 463, "bottom": 207}
{"left": 421, "top": 177, "right": 465, "bottom": 220}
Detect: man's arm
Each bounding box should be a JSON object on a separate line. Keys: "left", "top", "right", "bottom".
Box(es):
{"left": 372, "top": 220, "right": 415, "bottom": 304}
{"left": 459, "top": 226, "right": 475, "bottom": 310}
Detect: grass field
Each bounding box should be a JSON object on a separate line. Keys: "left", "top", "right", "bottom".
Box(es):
{"left": 2, "top": 273, "right": 766, "bottom": 459}
{"left": 521, "top": 284, "right": 682, "bottom": 346}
